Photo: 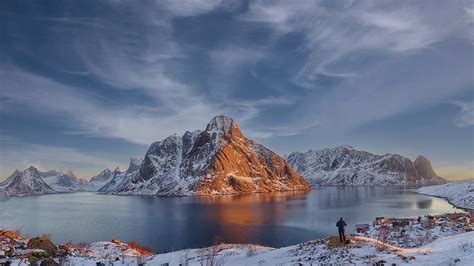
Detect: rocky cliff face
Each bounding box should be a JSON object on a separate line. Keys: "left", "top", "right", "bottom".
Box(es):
{"left": 285, "top": 146, "right": 446, "bottom": 186}
{"left": 0, "top": 166, "right": 56, "bottom": 196}
{"left": 114, "top": 116, "right": 310, "bottom": 195}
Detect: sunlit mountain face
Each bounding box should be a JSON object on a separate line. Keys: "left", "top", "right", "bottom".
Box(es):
{"left": 0, "top": 0, "right": 473, "bottom": 181}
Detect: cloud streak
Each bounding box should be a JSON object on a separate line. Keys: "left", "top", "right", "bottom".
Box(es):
{"left": 453, "top": 101, "right": 474, "bottom": 127}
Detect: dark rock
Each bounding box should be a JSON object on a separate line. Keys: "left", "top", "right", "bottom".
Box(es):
{"left": 27, "top": 236, "right": 58, "bottom": 257}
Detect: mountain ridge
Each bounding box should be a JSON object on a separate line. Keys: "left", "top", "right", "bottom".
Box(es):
{"left": 285, "top": 146, "right": 446, "bottom": 186}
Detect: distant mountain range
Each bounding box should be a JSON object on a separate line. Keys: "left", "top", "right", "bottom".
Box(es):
{"left": 285, "top": 146, "right": 446, "bottom": 186}
{"left": 0, "top": 116, "right": 448, "bottom": 197}
{"left": 0, "top": 158, "right": 142, "bottom": 197}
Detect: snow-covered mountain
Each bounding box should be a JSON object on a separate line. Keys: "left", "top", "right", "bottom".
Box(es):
{"left": 417, "top": 179, "right": 474, "bottom": 210}
{"left": 99, "top": 158, "right": 142, "bottom": 193}
{"left": 42, "top": 170, "right": 83, "bottom": 192}
{"left": 285, "top": 146, "right": 446, "bottom": 186}
{"left": 0, "top": 157, "right": 143, "bottom": 196}
{"left": 112, "top": 115, "right": 310, "bottom": 196}
{"left": 0, "top": 166, "right": 56, "bottom": 196}
{"left": 85, "top": 169, "right": 115, "bottom": 191}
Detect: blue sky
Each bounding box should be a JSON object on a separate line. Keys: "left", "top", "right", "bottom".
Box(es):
{"left": 0, "top": 0, "right": 473, "bottom": 180}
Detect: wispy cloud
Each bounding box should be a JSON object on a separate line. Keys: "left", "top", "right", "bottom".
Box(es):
{"left": 209, "top": 45, "right": 265, "bottom": 71}
{"left": 0, "top": 66, "right": 215, "bottom": 145}
{"left": 453, "top": 101, "right": 474, "bottom": 127}
{"left": 242, "top": 0, "right": 474, "bottom": 130}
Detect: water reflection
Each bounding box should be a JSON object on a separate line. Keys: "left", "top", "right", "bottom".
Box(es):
{"left": 0, "top": 187, "right": 463, "bottom": 252}
{"left": 416, "top": 199, "right": 433, "bottom": 209}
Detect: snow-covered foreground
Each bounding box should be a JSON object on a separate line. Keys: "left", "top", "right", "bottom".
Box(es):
{"left": 3, "top": 223, "right": 474, "bottom": 265}
{"left": 417, "top": 180, "right": 474, "bottom": 210}
{"left": 62, "top": 233, "right": 474, "bottom": 265}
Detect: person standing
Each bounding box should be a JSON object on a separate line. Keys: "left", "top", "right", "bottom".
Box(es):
{"left": 336, "top": 217, "right": 347, "bottom": 243}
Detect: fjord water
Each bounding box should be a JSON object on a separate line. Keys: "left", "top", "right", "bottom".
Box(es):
{"left": 0, "top": 187, "right": 462, "bottom": 252}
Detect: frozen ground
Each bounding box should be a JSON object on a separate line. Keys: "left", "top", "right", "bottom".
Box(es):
{"left": 2, "top": 229, "right": 473, "bottom": 265}
{"left": 417, "top": 179, "right": 474, "bottom": 210}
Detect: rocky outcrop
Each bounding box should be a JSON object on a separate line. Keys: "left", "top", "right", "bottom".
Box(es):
{"left": 285, "top": 146, "right": 446, "bottom": 186}
{"left": 114, "top": 115, "right": 310, "bottom": 195}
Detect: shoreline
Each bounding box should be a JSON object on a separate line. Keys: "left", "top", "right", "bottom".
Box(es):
{"left": 416, "top": 180, "right": 474, "bottom": 211}
{"left": 417, "top": 191, "right": 472, "bottom": 212}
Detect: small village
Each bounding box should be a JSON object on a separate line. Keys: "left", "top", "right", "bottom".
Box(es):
{"left": 353, "top": 212, "right": 473, "bottom": 248}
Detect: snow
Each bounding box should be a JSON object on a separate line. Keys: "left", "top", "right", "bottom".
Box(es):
{"left": 285, "top": 146, "right": 446, "bottom": 186}
{"left": 205, "top": 115, "right": 234, "bottom": 135}
{"left": 47, "top": 232, "right": 474, "bottom": 265}
{"left": 417, "top": 180, "right": 474, "bottom": 210}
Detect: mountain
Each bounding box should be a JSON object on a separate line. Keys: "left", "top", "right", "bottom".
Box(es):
{"left": 85, "top": 169, "right": 115, "bottom": 191}
{"left": 99, "top": 158, "right": 142, "bottom": 193}
{"left": 112, "top": 115, "right": 310, "bottom": 196}
{"left": 0, "top": 166, "right": 56, "bottom": 196}
{"left": 285, "top": 146, "right": 446, "bottom": 186}
{"left": 42, "top": 170, "right": 83, "bottom": 192}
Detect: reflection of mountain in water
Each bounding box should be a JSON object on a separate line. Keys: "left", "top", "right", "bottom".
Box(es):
{"left": 416, "top": 199, "right": 433, "bottom": 209}
{"left": 195, "top": 191, "right": 309, "bottom": 226}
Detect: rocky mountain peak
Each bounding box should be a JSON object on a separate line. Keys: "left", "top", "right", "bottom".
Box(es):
{"left": 115, "top": 116, "right": 310, "bottom": 195}
{"left": 27, "top": 165, "right": 38, "bottom": 172}
{"left": 65, "top": 170, "right": 77, "bottom": 178}
{"left": 206, "top": 115, "right": 233, "bottom": 132}
{"left": 205, "top": 115, "right": 243, "bottom": 138}
{"left": 114, "top": 167, "right": 122, "bottom": 174}
{"left": 414, "top": 155, "right": 438, "bottom": 178}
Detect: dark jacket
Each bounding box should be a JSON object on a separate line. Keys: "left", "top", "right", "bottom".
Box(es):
{"left": 336, "top": 220, "right": 347, "bottom": 232}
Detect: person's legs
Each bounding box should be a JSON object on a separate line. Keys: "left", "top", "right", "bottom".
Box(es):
{"left": 338, "top": 231, "right": 343, "bottom": 242}
{"left": 342, "top": 232, "right": 346, "bottom": 242}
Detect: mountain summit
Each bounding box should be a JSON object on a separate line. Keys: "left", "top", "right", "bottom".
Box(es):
{"left": 113, "top": 116, "right": 310, "bottom": 195}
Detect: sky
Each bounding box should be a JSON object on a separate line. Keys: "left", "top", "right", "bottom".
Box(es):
{"left": 0, "top": 0, "right": 473, "bottom": 181}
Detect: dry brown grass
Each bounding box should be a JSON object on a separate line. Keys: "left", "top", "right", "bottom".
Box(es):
{"left": 127, "top": 240, "right": 153, "bottom": 256}
{"left": 327, "top": 236, "right": 350, "bottom": 249}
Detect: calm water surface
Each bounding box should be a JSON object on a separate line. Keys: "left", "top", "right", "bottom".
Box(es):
{"left": 0, "top": 187, "right": 463, "bottom": 252}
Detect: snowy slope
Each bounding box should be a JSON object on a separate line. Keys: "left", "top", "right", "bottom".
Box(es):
{"left": 85, "top": 169, "right": 115, "bottom": 191}
{"left": 59, "top": 232, "right": 474, "bottom": 265}
{"left": 0, "top": 166, "right": 56, "bottom": 196}
{"left": 417, "top": 179, "right": 474, "bottom": 210}
{"left": 42, "top": 170, "right": 83, "bottom": 192}
{"left": 285, "top": 146, "right": 446, "bottom": 186}
{"left": 113, "top": 115, "right": 309, "bottom": 196}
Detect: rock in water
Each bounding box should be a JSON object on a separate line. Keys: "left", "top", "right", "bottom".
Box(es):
{"left": 114, "top": 115, "right": 310, "bottom": 195}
